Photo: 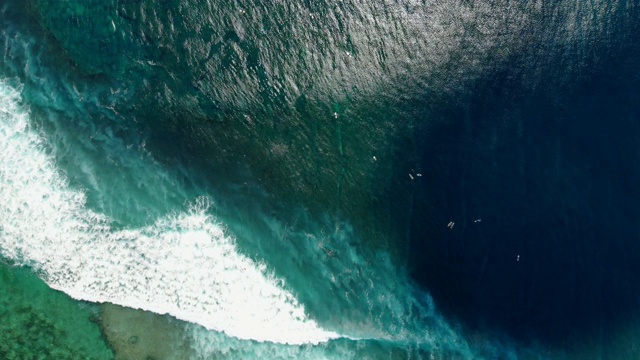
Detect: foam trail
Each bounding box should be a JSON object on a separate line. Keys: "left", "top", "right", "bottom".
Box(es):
{"left": 0, "top": 80, "right": 339, "bottom": 345}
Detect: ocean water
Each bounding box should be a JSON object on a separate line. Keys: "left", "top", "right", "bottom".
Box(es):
{"left": 1, "top": 0, "right": 640, "bottom": 359}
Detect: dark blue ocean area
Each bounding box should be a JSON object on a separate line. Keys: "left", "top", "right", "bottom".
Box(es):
{"left": 1, "top": 0, "right": 640, "bottom": 359}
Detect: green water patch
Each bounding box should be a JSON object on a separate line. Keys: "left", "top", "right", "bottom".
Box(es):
{"left": 0, "top": 263, "right": 114, "bottom": 359}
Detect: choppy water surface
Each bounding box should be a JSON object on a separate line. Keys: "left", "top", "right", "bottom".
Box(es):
{"left": 1, "top": 0, "right": 640, "bottom": 359}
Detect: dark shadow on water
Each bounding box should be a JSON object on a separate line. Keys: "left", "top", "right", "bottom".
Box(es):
{"left": 408, "top": 41, "right": 640, "bottom": 348}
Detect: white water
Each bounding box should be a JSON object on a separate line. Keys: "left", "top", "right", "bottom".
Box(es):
{"left": 0, "top": 80, "right": 339, "bottom": 345}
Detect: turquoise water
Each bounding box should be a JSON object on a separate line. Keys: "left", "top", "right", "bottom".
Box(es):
{"left": 2, "top": 0, "right": 640, "bottom": 359}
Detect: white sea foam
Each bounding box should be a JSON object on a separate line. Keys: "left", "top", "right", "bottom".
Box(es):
{"left": 0, "top": 81, "right": 339, "bottom": 345}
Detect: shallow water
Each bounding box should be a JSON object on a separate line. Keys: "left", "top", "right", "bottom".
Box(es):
{"left": 1, "top": 0, "right": 640, "bottom": 359}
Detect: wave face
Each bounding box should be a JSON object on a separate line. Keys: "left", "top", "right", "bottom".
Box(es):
{"left": 0, "top": 77, "right": 481, "bottom": 358}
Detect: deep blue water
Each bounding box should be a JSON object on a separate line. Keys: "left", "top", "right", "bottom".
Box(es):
{"left": 1, "top": 0, "right": 640, "bottom": 359}
{"left": 411, "top": 39, "right": 640, "bottom": 345}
